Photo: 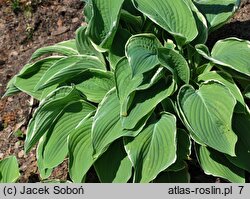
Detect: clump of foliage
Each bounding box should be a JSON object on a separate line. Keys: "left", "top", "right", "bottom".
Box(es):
{"left": 3, "top": 0, "right": 250, "bottom": 183}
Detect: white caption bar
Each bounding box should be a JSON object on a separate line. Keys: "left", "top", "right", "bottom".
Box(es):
{"left": 0, "top": 184, "right": 248, "bottom": 199}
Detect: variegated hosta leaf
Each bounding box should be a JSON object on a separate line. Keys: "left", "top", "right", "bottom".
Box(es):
{"left": 12, "top": 57, "right": 63, "bottom": 100}
{"left": 198, "top": 71, "right": 246, "bottom": 113}
{"left": 24, "top": 87, "right": 83, "bottom": 153}
{"left": 115, "top": 57, "right": 164, "bottom": 116}
{"left": 153, "top": 166, "right": 190, "bottom": 183}
{"left": 226, "top": 112, "right": 250, "bottom": 172}
{"left": 184, "top": 0, "right": 208, "bottom": 44}
{"left": 193, "top": 0, "right": 240, "bottom": 32}
{"left": 86, "top": 0, "right": 125, "bottom": 50}
{"left": 109, "top": 28, "right": 131, "bottom": 70}
{"left": 122, "top": 0, "right": 141, "bottom": 15}
{"left": 30, "top": 40, "right": 78, "bottom": 61}
{"left": 35, "top": 55, "right": 106, "bottom": 90}
{"left": 196, "top": 38, "right": 250, "bottom": 78}
{"left": 196, "top": 145, "right": 245, "bottom": 183}
{"left": 158, "top": 48, "right": 190, "bottom": 84}
{"left": 92, "top": 88, "right": 123, "bottom": 157}
{"left": 37, "top": 136, "right": 53, "bottom": 179}
{"left": 167, "top": 129, "right": 191, "bottom": 172}
{"left": 2, "top": 76, "right": 21, "bottom": 97}
{"left": 94, "top": 139, "right": 132, "bottom": 183}
{"left": 122, "top": 75, "right": 176, "bottom": 130}
{"left": 178, "top": 81, "right": 237, "bottom": 156}
{"left": 83, "top": 0, "right": 93, "bottom": 23}
{"left": 37, "top": 100, "right": 96, "bottom": 171}
{"left": 68, "top": 116, "right": 95, "bottom": 183}
{"left": 124, "top": 112, "right": 177, "bottom": 182}
{"left": 211, "top": 38, "right": 250, "bottom": 78}
{"left": 120, "top": 9, "right": 143, "bottom": 33}
{"left": 125, "top": 33, "right": 162, "bottom": 77}
{"left": 0, "top": 156, "right": 20, "bottom": 183}
{"left": 75, "top": 26, "right": 105, "bottom": 64}
{"left": 91, "top": 88, "right": 151, "bottom": 159}
{"left": 132, "top": 0, "right": 198, "bottom": 44}
{"left": 70, "top": 69, "right": 115, "bottom": 103}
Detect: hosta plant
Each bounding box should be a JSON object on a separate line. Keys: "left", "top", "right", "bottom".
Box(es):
{"left": 3, "top": 0, "right": 250, "bottom": 183}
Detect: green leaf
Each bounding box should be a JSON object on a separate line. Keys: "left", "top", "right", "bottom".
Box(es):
{"left": 193, "top": 0, "right": 240, "bottom": 32}
{"left": 91, "top": 87, "right": 145, "bottom": 158}
{"left": 71, "top": 69, "right": 115, "bottom": 103}
{"left": 36, "top": 55, "right": 106, "bottom": 90}
{"left": 14, "top": 57, "right": 63, "bottom": 100}
{"left": 184, "top": 0, "right": 208, "bottom": 44}
{"left": 94, "top": 139, "right": 132, "bottom": 182}
{"left": 86, "top": 0, "right": 125, "bottom": 50}
{"left": 125, "top": 33, "right": 162, "bottom": 77}
{"left": 115, "top": 58, "right": 139, "bottom": 113}
{"left": 2, "top": 76, "right": 21, "bottom": 98}
{"left": 178, "top": 81, "right": 237, "bottom": 156}
{"left": 124, "top": 112, "right": 177, "bottom": 182}
{"left": 37, "top": 136, "right": 53, "bottom": 179}
{"left": 122, "top": 0, "right": 142, "bottom": 16}
{"left": 122, "top": 75, "right": 176, "bottom": 130}
{"left": 244, "top": 85, "right": 250, "bottom": 99}
{"left": 83, "top": 0, "right": 93, "bottom": 23}
{"left": 75, "top": 26, "right": 105, "bottom": 64}
{"left": 56, "top": 39, "right": 78, "bottom": 50}
{"left": 120, "top": 9, "right": 143, "bottom": 33}
{"left": 195, "top": 43, "right": 211, "bottom": 59}
{"left": 158, "top": 48, "right": 190, "bottom": 84}
{"left": 198, "top": 71, "right": 246, "bottom": 113}
{"left": 196, "top": 145, "right": 245, "bottom": 183}
{"left": 109, "top": 27, "right": 131, "bottom": 70}
{"left": 30, "top": 40, "right": 78, "bottom": 61}
{"left": 115, "top": 57, "right": 164, "bottom": 116}
{"left": 24, "top": 87, "right": 82, "bottom": 153}
{"left": 132, "top": 0, "right": 198, "bottom": 44}
{"left": 153, "top": 166, "right": 190, "bottom": 183}
{"left": 92, "top": 88, "right": 123, "bottom": 157}
{"left": 69, "top": 116, "right": 95, "bottom": 183}
{"left": 0, "top": 156, "right": 20, "bottom": 183}
{"left": 226, "top": 112, "right": 250, "bottom": 172}
{"left": 167, "top": 129, "right": 191, "bottom": 172}
{"left": 39, "top": 100, "right": 96, "bottom": 170}
{"left": 211, "top": 38, "right": 250, "bottom": 77}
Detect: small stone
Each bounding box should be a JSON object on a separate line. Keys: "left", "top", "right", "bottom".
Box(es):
{"left": 10, "top": 51, "right": 18, "bottom": 57}
{"left": 57, "top": 18, "right": 63, "bottom": 27}
{"left": 14, "top": 141, "right": 20, "bottom": 149}
{"left": 81, "top": 22, "right": 87, "bottom": 27}
{"left": 0, "top": 22, "right": 4, "bottom": 30}
{"left": 7, "top": 97, "right": 14, "bottom": 102}
{"left": 18, "top": 150, "right": 25, "bottom": 158}
{"left": 20, "top": 164, "right": 27, "bottom": 171}
{"left": 51, "top": 26, "right": 69, "bottom": 36}
{"left": 72, "top": 17, "right": 79, "bottom": 23}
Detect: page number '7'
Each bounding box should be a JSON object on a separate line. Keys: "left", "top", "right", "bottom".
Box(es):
{"left": 238, "top": 186, "right": 244, "bottom": 194}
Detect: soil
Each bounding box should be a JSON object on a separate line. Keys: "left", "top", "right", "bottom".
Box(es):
{"left": 0, "top": 0, "right": 249, "bottom": 183}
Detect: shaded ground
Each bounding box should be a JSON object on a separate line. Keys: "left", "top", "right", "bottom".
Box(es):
{"left": 0, "top": 0, "right": 249, "bottom": 182}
